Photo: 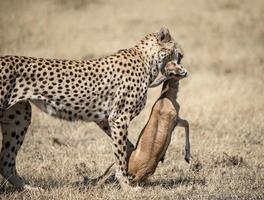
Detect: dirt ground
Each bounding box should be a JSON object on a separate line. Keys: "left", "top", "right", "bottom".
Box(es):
{"left": 0, "top": 0, "right": 264, "bottom": 199}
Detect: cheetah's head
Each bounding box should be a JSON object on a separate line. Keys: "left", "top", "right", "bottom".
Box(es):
{"left": 136, "top": 27, "right": 184, "bottom": 82}
{"left": 154, "top": 27, "right": 183, "bottom": 73}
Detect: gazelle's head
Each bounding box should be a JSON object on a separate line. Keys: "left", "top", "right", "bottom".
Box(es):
{"left": 164, "top": 60, "right": 188, "bottom": 81}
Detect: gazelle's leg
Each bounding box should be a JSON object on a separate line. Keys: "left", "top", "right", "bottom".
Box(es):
{"left": 176, "top": 118, "right": 190, "bottom": 163}
{"left": 90, "top": 162, "right": 116, "bottom": 186}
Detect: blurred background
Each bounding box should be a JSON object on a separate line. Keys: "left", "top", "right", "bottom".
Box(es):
{"left": 0, "top": 0, "right": 263, "bottom": 199}
{"left": 1, "top": 0, "right": 263, "bottom": 75}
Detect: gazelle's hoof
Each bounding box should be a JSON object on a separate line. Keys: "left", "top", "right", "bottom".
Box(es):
{"left": 184, "top": 147, "right": 190, "bottom": 163}
{"left": 184, "top": 155, "right": 190, "bottom": 163}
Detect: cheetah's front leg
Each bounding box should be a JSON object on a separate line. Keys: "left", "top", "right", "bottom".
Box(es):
{"left": 96, "top": 120, "right": 135, "bottom": 151}
{"left": 108, "top": 113, "right": 132, "bottom": 190}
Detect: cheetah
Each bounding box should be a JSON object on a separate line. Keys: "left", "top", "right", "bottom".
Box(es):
{"left": 0, "top": 27, "right": 181, "bottom": 191}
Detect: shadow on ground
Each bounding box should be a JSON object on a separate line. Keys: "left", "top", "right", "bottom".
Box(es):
{"left": 142, "top": 177, "right": 206, "bottom": 189}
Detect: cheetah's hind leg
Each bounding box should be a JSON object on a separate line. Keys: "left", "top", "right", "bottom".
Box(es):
{"left": 0, "top": 101, "right": 42, "bottom": 192}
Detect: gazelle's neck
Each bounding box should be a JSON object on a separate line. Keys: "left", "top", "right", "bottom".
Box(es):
{"left": 160, "top": 79, "right": 179, "bottom": 101}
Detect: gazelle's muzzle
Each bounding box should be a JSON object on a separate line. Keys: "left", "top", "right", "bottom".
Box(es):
{"left": 165, "top": 66, "right": 188, "bottom": 77}
{"left": 164, "top": 61, "right": 188, "bottom": 78}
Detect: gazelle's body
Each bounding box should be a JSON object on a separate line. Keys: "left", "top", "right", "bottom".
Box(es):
{"left": 128, "top": 77, "right": 189, "bottom": 182}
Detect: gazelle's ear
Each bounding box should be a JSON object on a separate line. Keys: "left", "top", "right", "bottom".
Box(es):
{"left": 157, "top": 27, "right": 171, "bottom": 43}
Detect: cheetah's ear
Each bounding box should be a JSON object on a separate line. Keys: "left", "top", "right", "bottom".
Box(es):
{"left": 157, "top": 27, "right": 171, "bottom": 43}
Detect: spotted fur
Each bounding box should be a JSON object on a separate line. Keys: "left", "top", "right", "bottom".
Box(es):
{"left": 0, "top": 27, "right": 180, "bottom": 190}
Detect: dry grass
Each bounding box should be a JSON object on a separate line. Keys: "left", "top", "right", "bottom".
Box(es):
{"left": 0, "top": 0, "right": 264, "bottom": 199}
